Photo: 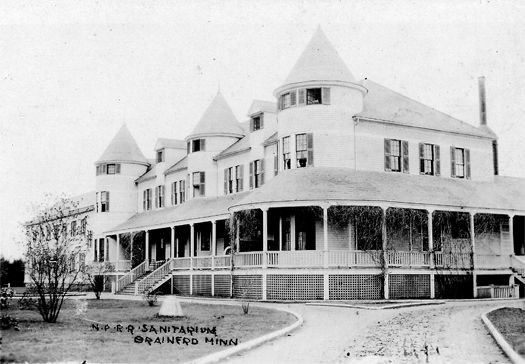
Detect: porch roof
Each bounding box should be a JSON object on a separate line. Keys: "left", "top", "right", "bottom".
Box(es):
{"left": 232, "top": 168, "right": 525, "bottom": 213}
{"left": 105, "top": 191, "right": 251, "bottom": 234}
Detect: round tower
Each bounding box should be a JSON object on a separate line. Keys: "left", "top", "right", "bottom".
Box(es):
{"left": 274, "top": 27, "right": 367, "bottom": 170}
{"left": 185, "top": 91, "right": 244, "bottom": 199}
{"left": 92, "top": 124, "right": 149, "bottom": 236}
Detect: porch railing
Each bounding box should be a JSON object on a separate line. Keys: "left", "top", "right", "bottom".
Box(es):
{"left": 433, "top": 252, "right": 472, "bottom": 269}
{"left": 474, "top": 254, "right": 510, "bottom": 269}
{"left": 116, "top": 260, "right": 148, "bottom": 292}
{"left": 327, "top": 250, "right": 381, "bottom": 267}
{"left": 193, "top": 256, "right": 213, "bottom": 269}
{"left": 172, "top": 257, "right": 192, "bottom": 270}
{"left": 214, "top": 255, "right": 231, "bottom": 268}
{"left": 113, "top": 260, "right": 131, "bottom": 271}
{"left": 267, "top": 251, "right": 324, "bottom": 267}
{"left": 233, "top": 252, "right": 263, "bottom": 267}
{"left": 387, "top": 251, "right": 430, "bottom": 267}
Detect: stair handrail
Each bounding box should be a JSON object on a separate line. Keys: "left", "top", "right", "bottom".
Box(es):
{"left": 116, "top": 260, "right": 149, "bottom": 292}
{"left": 136, "top": 258, "right": 173, "bottom": 294}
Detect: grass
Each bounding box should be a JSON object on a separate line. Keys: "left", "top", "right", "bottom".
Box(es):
{"left": 487, "top": 307, "right": 525, "bottom": 356}
{"left": 1, "top": 298, "right": 296, "bottom": 363}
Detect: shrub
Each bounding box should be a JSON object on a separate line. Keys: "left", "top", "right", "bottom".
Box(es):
{"left": 0, "top": 287, "right": 14, "bottom": 309}
{"left": 1, "top": 314, "right": 19, "bottom": 330}
{"left": 143, "top": 291, "right": 157, "bottom": 306}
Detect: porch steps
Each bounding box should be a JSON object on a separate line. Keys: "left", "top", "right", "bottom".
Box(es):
{"left": 117, "top": 269, "right": 153, "bottom": 295}
{"left": 118, "top": 260, "right": 173, "bottom": 296}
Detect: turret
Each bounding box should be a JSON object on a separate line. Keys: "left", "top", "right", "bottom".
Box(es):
{"left": 185, "top": 91, "right": 244, "bottom": 199}
{"left": 274, "top": 27, "right": 367, "bottom": 170}
{"left": 93, "top": 124, "right": 149, "bottom": 235}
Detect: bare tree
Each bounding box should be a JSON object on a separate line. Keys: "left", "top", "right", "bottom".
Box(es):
{"left": 23, "top": 195, "right": 89, "bottom": 323}
{"left": 83, "top": 261, "right": 114, "bottom": 299}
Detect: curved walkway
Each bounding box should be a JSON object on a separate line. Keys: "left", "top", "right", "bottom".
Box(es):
{"left": 222, "top": 300, "right": 524, "bottom": 364}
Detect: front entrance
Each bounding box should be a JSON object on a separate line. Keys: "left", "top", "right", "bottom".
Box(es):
{"left": 514, "top": 216, "right": 525, "bottom": 255}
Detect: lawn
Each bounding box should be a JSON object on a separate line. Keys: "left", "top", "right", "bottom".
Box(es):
{"left": 487, "top": 307, "right": 525, "bottom": 356}
{"left": 1, "top": 298, "right": 296, "bottom": 363}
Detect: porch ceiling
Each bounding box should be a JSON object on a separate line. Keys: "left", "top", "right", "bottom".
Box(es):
{"left": 232, "top": 167, "right": 525, "bottom": 213}
{"left": 105, "top": 191, "right": 250, "bottom": 234}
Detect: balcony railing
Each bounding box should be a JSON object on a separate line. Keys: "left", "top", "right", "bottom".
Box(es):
{"left": 118, "top": 251, "right": 512, "bottom": 273}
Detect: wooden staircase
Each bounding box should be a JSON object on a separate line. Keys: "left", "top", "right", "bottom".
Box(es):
{"left": 117, "top": 259, "right": 173, "bottom": 296}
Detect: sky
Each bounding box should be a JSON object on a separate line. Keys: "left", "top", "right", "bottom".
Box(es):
{"left": 1, "top": 0, "right": 525, "bottom": 260}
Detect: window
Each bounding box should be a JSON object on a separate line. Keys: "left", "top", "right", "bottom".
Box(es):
{"left": 156, "top": 149, "right": 164, "bottom": 163}
{"left": 198, "top": 230, "right": 210, "bottom": 251}
{"left": 307, "top": 88, "right": 322, "bottom": 104}
{"left": 155, "top": 185, "right": 165, "bottom": 208}
{"left": 283, "top": 136, "right": 291, "bottom": 170}
{"left": 224, "top": 167, "right": 234, "bottom": 194}
{"left": 171, "top": 181, "right": 178, "bottom": 205}
{"left": 451, "top": 147, "right": 471, "bottom": 179}
{"left": 80, "top": 217, "right": 87, "bottom": 234}
{"left": 282, "top": 93, "right": 291, "bottom": 109}
{"left": 96, "top": 163, "right": 121, "bottom": 175}
{"left": 235, "top": 165, "right": 244, "bottom": 192}
{"left": 143, "top": 189, "right": 152, "bottom": 211}
{"left": 70, "top": 220, "right": 77, "bottom": 235}
{"left": 250, "top": 159, "right": 264, "bottom": 189}
{"left": 251, "top": 115, "right": 263, "bottom": 131}
{"left": 179, "top": 180, "right": 186, "bottom": 203}
{"left": 384, "top": 139, "right": 409, "bottom": 173}
{"left": 296, "top": 134, "right": 307, "bottom": 168}
{"left": 100, "top": 191, "right": 110, "bottom": 212}
{"left": 419, "top": 143, "right": 440, "bottom": 176}
{"left": 191, "top": 139, "right": 206, "bottom": 153}
{"left": 192, "top": 172, "right": 205, "bottom": 197}
{"left": 95, "top": 192, "right": 99, "bottom": 212}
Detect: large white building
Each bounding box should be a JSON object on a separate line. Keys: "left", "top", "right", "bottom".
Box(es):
{"left": 82, "top": 27, "right": 525, "bottom": 300}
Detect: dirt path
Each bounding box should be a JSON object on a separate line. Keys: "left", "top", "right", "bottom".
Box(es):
{"left": 222, "top": 300, "right": 524, "bottom": 364}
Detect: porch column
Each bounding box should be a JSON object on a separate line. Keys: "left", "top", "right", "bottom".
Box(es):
{"left": 130, "top": 233, "right": 134, "bottom": 264}
{"left": 290, "top": 214, "right": 296, "bottom": 251}
{"left": 323, "top": 206, "right": 329, "bottom": 269}
{"left": 104, "top": 237, "right": 109, "bottom": 262}
{"left": 211, "top": 220, "right": 217, "bottom": 270}
{"left": 92, "top": 237, "right": 96, "bottom": 262}
{"left": 470, "top": 211, "right": 477, "bottom": 298}
{"left": 428, "top": 209, "right": 434, "bottom": 269}
{"left": 279, "top": 216, "right": 283, "bottom": 251}
{"left": 509, "top": 215, "right": 514, "bottom": 257}
{"left": 116, "top": 234, "right": 120, "bottom": 269}
{"left": 382, "top": 207, "right": 389, "bottom": 300}
{"left": 145, "top": 230, "right": 150, "bottom": 263}
{"left": 262, "top": 208, "right": 268, "bottom": 300}
{"left": 190, "top": 223, "right": 195, "bottom": 270}
{"left": 170, "top": 227, "right": 175, "bottom": 259}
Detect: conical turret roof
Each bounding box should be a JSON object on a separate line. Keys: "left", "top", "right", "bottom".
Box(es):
{"left": 96, "top": 124, "right": 149, "bottom": 165}
{"left": 187, "top": 91, "right": 244, "bottom": 139}
{"left": 282, "top": 26, "right": 356, "bottom": 87}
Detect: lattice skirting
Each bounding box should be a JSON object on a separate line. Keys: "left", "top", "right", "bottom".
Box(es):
{"left": 214, "top": 275, "right": 231, "bottom": 297}
{"left": 173, "top": 275, "right": 190, "bottom": 295}
{"left": 389, "top": 274, "right": 430, "bottom": 299}
{"left": 192, "top": 275, "right": 211, "bottom": 296}
{"left": 232, "top": 275, "right": 262, "bottom": 300}
{"left": 329, "top": 274, "right": 383, "bottom": 300}
{"left": 267, "top": 274, "right": 324, "bottom": 300}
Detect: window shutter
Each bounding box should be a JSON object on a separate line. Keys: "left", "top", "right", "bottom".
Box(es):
{"left": 96, "top": 166, "right": 100, "bottom": 175}
{"left": 155, "top": 187, "right": 158, "bottom": 208}
{"left": 278, "top": 96, "right": 282, "bottom": 111}
{"left": 465, "top": 148, "right": 471, "bottom": 179}
{"left": 187, "top": 142, "right": 190, "bottom": 154}
{"left": 298, "top": 89, "right": 306, "bottom": 105}
{"left": 201, "top": 139, "right": 206, "bottom": 151}
{"left": 186, "top": 174, "right": 190, "bottom": 197}
{"left": 322, "top": 87, "right": 331, "bottom": 105}
{"left": 419, "top": 143, "right": 424, "bottom": 174}
{"left": 450, "top": 146, "right": 456, "bottom": 177}
{"left": 275, "top": 142, "right": 279, "bottom": 176}
{"left": 260, "top": 159, "right": 265, "bottom": 185}
{"left": 200, "top": 172, "right": 206, "bottom": 196}
{"left": 115, "top": 164, "right": 121, "bottom": 174}
{"left": 260, "top": 114, "right": 264, "bottom": 129}
{"left": 161, "top": 185, "right": 165, "bottom": 207}
{"left": 290, "top": 90, "right": 297, "bottom": 106}
{"left": 402, "top": 140, "right": 409, "bottom": 173}
{"left": 434, "top": 145, "right": 441, "bottom": 176}
{"left": 143, "top": 190, "right": 146, "bottom": 210}
{"left": 274, "top": 155, "right": 278, "bottom": 176}
{"left": 249, "top": 162, "right": 254, "bottom": 189}
{"left": 106, "top": 191, "right": 110, "bottom": 211}
{"left": 239, "top": 165, "right": 244, "bottom": 191}
{"left": 224, "top": 168, "right": 228, "bottom": 195}
{"left": 102, "top": 164, "right": 107, "bottom": 174}
{"left": 249, "top": 118, "right": 254, "bottom": 132}
{"left": 307, "top": 133, "right": 314, "bottom": 167}
{"left": 384, "top": 139, "right": 391, "bottom": 171}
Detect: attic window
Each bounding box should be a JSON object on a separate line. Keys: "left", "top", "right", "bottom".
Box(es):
{"left": 306, "top": 88, "right": 322, "bottom": 104}
{"left": 191, "top": 139, "right": 206, "bottom": 153}
{"left": 96, "top": 163, "right": 121, "bottom": 175}
{"left": 156, "top": 149, "right": 164, "bottom": 163}
{"left": 251, "top": 115, "right": 263, "bottom": 132}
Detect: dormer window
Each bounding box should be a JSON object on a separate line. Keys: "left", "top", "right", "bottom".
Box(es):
{"left": 250, "top": 114, "right": 264, "bottom": 132}
{"left": 156, "top": 149, "right": 164, "bottom": 163}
